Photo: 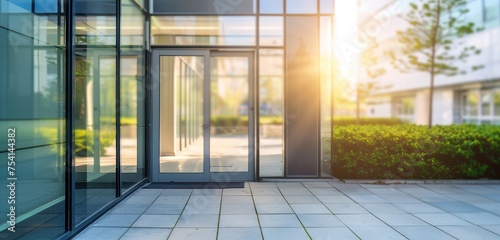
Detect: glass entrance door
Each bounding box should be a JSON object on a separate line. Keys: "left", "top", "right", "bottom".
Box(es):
{"left": 151, "top": 50, "right": 254, "bottom": 182}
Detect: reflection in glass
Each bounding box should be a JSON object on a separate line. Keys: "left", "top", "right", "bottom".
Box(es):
{"left": 285, "top": 16, "right": 319, "bottom": 176}
{"left": 160, "top": 56, "right": 205, "bottom": 173}
{"left": 151, "top": 16, "right": 256, "bottom": 46}
{"left": 74, "top": 51, "right": 117, "bottom": 225}
{"left": 121, "top": 0, "right": 146, "bottom": 192}
{"left": 260, "top": 0, "right": 283, "bottom": 14}
{"left": 259, "top": 17, "right": 284, "bottom": 46}
{"left": 320, "top": 16, "right": 333, "bottom": 176}
{"left": 259, "top": 49, "right": 284, "bottom": 177}
{"left": 210, "top": 56, "right": 250, "bottom": 172}
{"left": 286, "top": 0, "right": 317, "bottom": 14}
{"left": 76, "top": 16, "right": 116, "bottom": 45}
{"left": 0, "top": 0, "right": 66, "bottom": 238}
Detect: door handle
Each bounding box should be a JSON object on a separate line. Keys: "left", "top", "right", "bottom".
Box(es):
{"left": 202, "top": 125, "right": 209, "bottom": 129}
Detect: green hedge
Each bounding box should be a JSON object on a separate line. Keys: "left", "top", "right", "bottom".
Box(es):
{"left": 210, "top": 116, "right": 403, "bottom": 126}
{"left": 329, "top": 125, "right": 500, "bottom": 179}
{"left": 331, "top": 117, "right": 405, "bottom": 126}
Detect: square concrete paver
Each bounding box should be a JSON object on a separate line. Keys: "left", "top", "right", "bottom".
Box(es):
{"left": 256, "top": 204, "right": 294, "bottom": 214}
{"left": 75, "top": 227, "right": 127, "bottom": 240}
{"left": 361, "top": 203, "right": 405, "bottom": 214}
{"left": 110, "top": 204, "right": 149, "bottom": 214}
{"left": 414, "top": 213, "right": 471, "bottom": 226}
{"left": 217, "top": 228, "right": 262, "bottom": 240}
{"left": 326, "top": 203, "right": 369, "bottom": 214}
{"left": 395, "top": 226, "right": 455, "bottom": 240}
{"left": 219, "top": 214, "right": 259, "bottom": 228}
{"left": 374, "top": 213, "right": 429, "bottom": 227}
{"left": 336, "top": 214, "right": 388, "bottom": 227}
{"left": 306, "top": 227, "right": 359, "bottom": 240}
{"left": 262, "top": 228, "right": 309, "bottom": 240}
{"left": 93, "top": 214, "right": 139, "bottom": 227}
{"left": 349, "top": 226, "right": 406, "bottom": 240}
{"left": 132, "top": 214, "right": 178, "bottom": 228}
{"left": 297, "top": 214, "right": 344, "bottom": 227}
{"left": 438, "top": 225, "right": 500, "bottom": 240}
{"left": 221, "top": 204, "right": 256, "bottom": 215}
{"left": 176, "top": 214, "right": 219, "bottom": 228}
{"left": 258, "top": 214, "right": 302, "bottom": 228}
{"left": 290, "top": 203, "right": 331, "bottom": 214}
{"left": 76, "top": 181, "right": 500, "bottom": 240}
{"left": 119, "top": 228, "right": 171, "bottom": 240}
{"left": 168, "top": 228, "right": 217, "bottom": 240}
{"left": 183, "top": 203, "right": 220, "bottom": 214}
{"left": 145, "top": 203, "right": 185, "bottom": 215}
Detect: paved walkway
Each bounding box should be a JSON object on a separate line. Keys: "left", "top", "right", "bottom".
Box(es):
{"left": 75, "top": 181, "right": 500, "bottom": 240}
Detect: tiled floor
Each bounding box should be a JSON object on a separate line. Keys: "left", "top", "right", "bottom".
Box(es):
{"left": 75, "top": 181, "right": 500, "bottom": 240}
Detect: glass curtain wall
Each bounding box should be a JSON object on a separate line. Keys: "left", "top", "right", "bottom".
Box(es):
{"left": 0, "top": 0, "right": 147, "bottom": 238}
{"left": 120, "top": 0, "right": 146, "bottom": 193}
{"left": 257, "top": 0, "right": 334, "bottom": 177}
{"left": 73, "top": 0, "right": 118, "bottom": 225}
{"left": 73, "top": 0, "right": 147, "bottom": 226}
{"left": 0, "top": 0, "right": 66, "bottom": 239}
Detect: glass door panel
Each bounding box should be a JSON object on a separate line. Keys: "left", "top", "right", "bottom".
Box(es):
{"left": 152, "top": 50, "right": 254, "bottom": 182}
{"left": 209, "top": 55, "right": 251, "bottom": 173}
{"left": 159, "top": 55, "right": 205, "bottom": 174}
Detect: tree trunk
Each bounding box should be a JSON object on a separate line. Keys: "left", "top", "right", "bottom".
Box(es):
{"left": 429, "top": 73, "right": 434, "bottom": 128}
{"left": 428, "top": 0, "right": 441, "bottom": 128}
{"left": 356, "top": 85, "right": 360, "bottom": 126}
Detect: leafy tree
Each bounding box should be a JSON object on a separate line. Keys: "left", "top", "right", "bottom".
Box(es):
{"left": 389, "top": 0, "right": 482, "bottom": 127}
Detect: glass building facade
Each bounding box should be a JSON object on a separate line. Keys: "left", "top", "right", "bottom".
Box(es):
{"left": 0, "top": 0, "right": 334, "bottom": 238}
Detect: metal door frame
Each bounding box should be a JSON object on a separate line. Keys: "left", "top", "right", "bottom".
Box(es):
{"left": 150, "top": 49, "right": 255, "bottom": 182}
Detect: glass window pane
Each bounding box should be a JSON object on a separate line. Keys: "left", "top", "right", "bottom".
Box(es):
{"left": 495, "top": 91, "right": 500, "bottom": 116}
{"left": 259, "top": 49, "right": 284, "bottom": 177}
{"left": 74, "top": 51, "right": 117, "bottom": 226}
{"left": 259, "top": 16, "right": 283, "bottom": 46}
{"left": 260, "top": 0, "right": 283, "bottom": 14}
{"left": 481, "top": 92, "right": 492, "bottom": 116}
{"left": 76, "top": 16, "right": 117, "bottom": 45}
{"left": 151, "top": 16, "right": 256, "bottom": 46}
{"left": 465, "top": 91, "right": 479, "bottom": 116}
{"left": 0, "top": 1, "right": 66, "bottom": 238}
{"left": 34, "top": 0, "right": 58, "bottom": 13}
{"left": 152, "top": 0, "right": 255, "bottom": 14}
{"left": 466, "top": 0, "right": 484, "bottom": 29}
{"left": 286, "top": 0, "right": 317, "bottom": 14}
{"left": 285, "top": 16, "right": 319, "bottom": 176}
{"left": 484, "top": 0, "right": 500, "bottom": 29}
{"left": 320, "top": 0, "right": 334, "bottom": 14}
{"left": 210, "top": 56, "right": 250, "bottom": 172}
{"left": 160, "top": 56, "right": 205, "bottom": 173}
{"left": 121, "top": 0, "right": 146, "bottom": 192}
{"left": 320, "top": 16, "right": 332, "bottom": 176}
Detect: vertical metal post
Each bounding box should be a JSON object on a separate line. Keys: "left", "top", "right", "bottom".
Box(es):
{"left": 64, "top": 0, "right": 75, "bottom": 231}
{"left": 116, "top": 0, "right": 122, "bottom": 197}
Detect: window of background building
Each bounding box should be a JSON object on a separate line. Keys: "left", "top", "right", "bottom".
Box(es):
{"left": 260, "top": 0, "right": 283, "bottom": 14}
{"left": 484, "top": 0, "right": 500, "bottom": 29}
{"left": 461, "top": 90, "right": 500, "bottom": 124}
{"left": 286, "top": 0, "right": 317, "bottom": 14}
{"left": 393, "top": 97, "right": 415, "bottom": 123}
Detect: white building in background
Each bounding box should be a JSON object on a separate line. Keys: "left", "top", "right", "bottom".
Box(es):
{"left": 358, "top": 0, "right": 500, "bottom": 125}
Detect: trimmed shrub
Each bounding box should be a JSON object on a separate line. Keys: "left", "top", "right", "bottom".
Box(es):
{"left": 329, "top": 125, "right": 500, "bottom": 179}
{"left": 332, "top": 117, "right": 405, "bottom": 126}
